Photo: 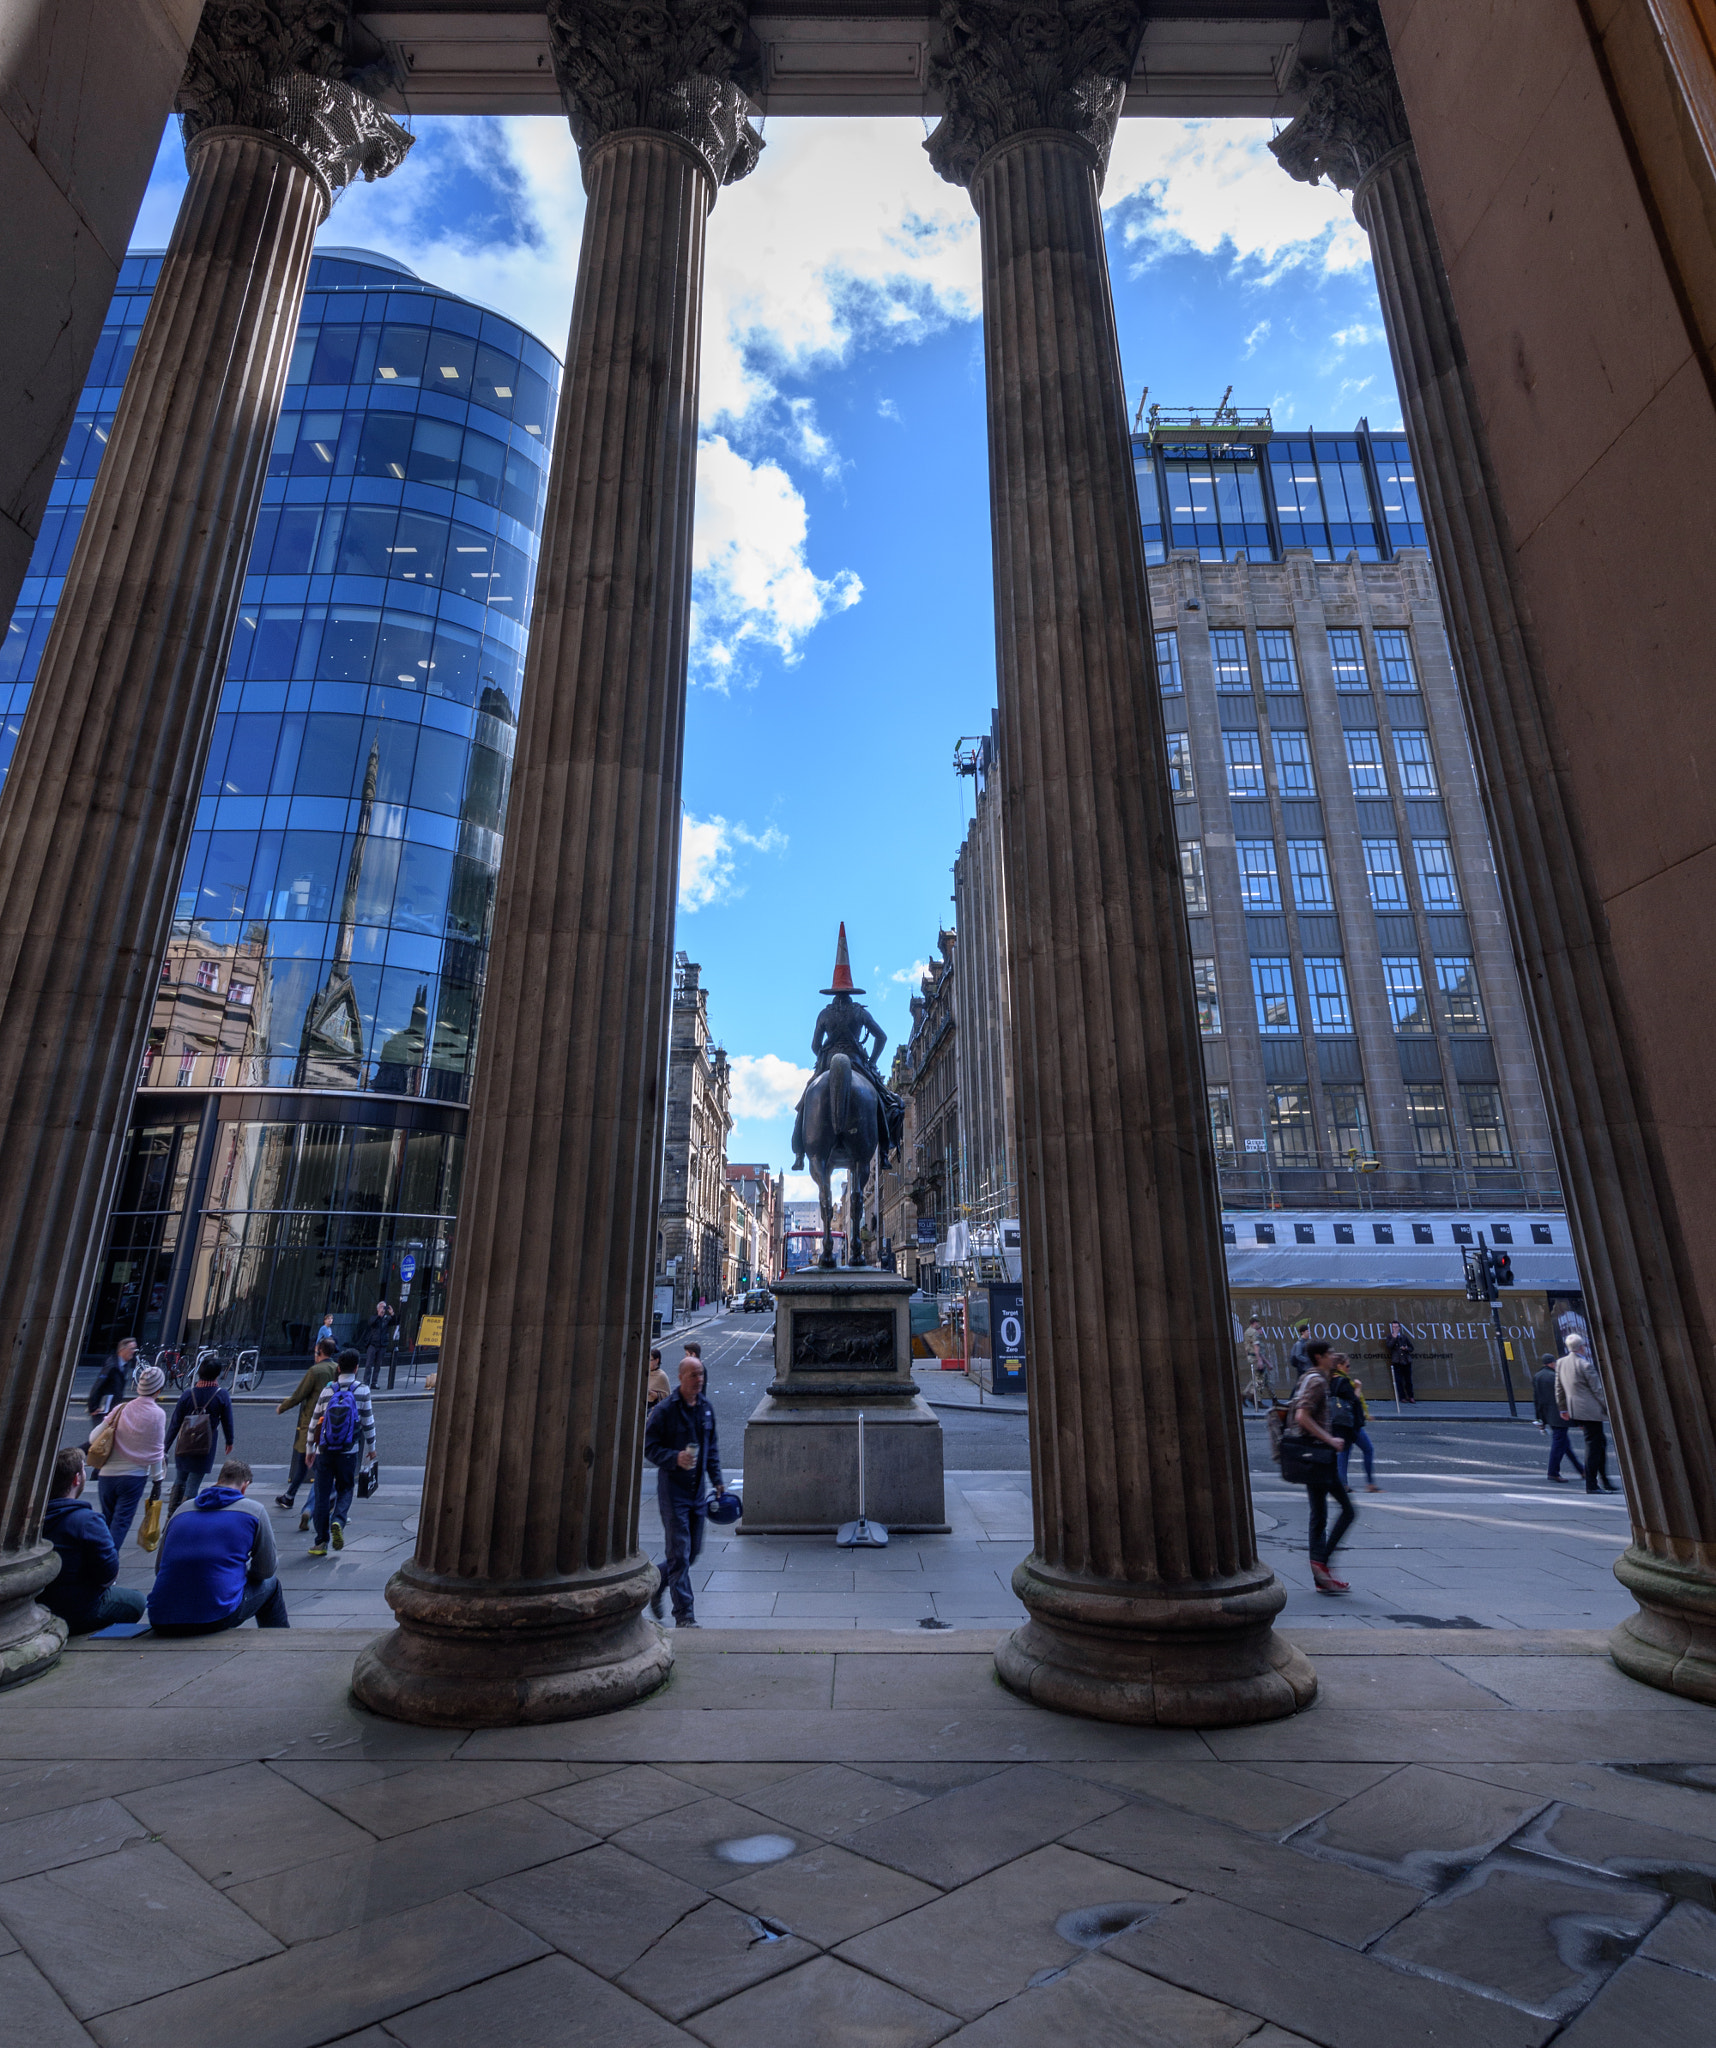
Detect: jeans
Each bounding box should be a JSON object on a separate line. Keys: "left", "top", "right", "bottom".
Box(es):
{"left": 167, "top": 1457, "right": 213, "bottom": 1517}
{"left": 50, "top": 1583, "right": 148, "bottom": 1636}
{"left": 281, "top": 1449, "right": 310, "bottom": 1505}
{"left": 1390, "top": 1355, "right": 1415, "bottom": 1402}
{"left": 1337, "top": 1428, "right": 1375, "bottom": 1488}
{"left": 98, "top": 1473, "right": 148, "bottom": 1551}
{"left": 1546, "top": 1424, "right": 1585, "bottom": 1480}
{"left": 1580, "top": 1419, "right": 1611, "bottom": 1491}
{"left": 657, "top": 1471, "right": 706, "bottom": 1620}
{"left": 152, "top": 1574, "right": 289, "bottom": 1636}
{"left": 311, "top": 1448, "right": 360, "bottom": 1542}
{"left": 1307, "top": 1472, "right": 1355, "bottom": 1566}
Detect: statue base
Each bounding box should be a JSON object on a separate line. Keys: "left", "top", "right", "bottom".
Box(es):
{"left": 740, "top": 1267, "right": 948, "bottom": 1535}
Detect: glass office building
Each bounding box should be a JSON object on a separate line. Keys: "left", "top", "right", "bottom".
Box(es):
{"left": 1, "top": 249, "right": 559, "bottom": 1364}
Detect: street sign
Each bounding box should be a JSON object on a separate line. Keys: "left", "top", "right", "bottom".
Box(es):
{"left": 989, "top": 1282, "right": 1026, "bottom": 1394}
{"left": 1243, "top": 1139, "right": 1268, "bottom": 1153}
{"left": 400, "top": 1252, "right": 417, "bottom": 1286}
{"left": 417, "top": 1315, "right": 444, "bottom": 1348}
{"left": 917, "top": 1217, "right": 937, "bottom": 1247}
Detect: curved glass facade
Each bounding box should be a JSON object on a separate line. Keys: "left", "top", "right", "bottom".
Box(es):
{"left": 2, "top": 249, "right": 559, "bottom": 1363}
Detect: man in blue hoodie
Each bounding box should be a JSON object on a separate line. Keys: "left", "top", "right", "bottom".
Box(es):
{"left": 147, "top": 1458, "right": 288, "bottom": 1634}
{"left": 41, "top": 1447, "right": 147, "bottom": 1634}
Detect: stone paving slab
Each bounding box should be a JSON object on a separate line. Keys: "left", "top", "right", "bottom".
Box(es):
{"left": 2, "top": 1627, "right": 1714, "bottom": 2046}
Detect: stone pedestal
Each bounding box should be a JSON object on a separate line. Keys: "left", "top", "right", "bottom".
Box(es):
{"left": 1273, "top": 4, "right": 1716, "bottom": 1706}
{"left": 0, "top": 18, "right": 408, "bottom": 1692}
{"left": 924, "top": 0, "right": 1313, "bottom": 1727}
{"left": 740, "top": 1269, "right": 947, "bottom": 1534}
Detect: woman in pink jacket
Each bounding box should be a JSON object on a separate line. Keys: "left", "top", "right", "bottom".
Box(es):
{"left": 98, "top": 1362, "right": 166, "bottom": 1549}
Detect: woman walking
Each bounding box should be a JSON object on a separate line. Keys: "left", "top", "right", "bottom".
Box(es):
{"left": 1332, "top": 1358, "right": 1381, "bottom": 1494}
{"left": 91, "top": 1362, "right": 166, "bottom": 1550}
{"left": 1284, "top": 1340, "right": 1356, "bottom": 1594}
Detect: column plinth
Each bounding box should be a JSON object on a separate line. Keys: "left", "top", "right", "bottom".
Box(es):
{"left": 926, "top": 0, "right": 1312, "bottom": 1730}
{"left": 0, "top": 7, "right": 408, "bottom": 1692}
{"left": 1275, "top": 0, "right": 1716, "bottom": 1707}
{"left": 354, "top": 3, "right": 763, "bottom": 1726}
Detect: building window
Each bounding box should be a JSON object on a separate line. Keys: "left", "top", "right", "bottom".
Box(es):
{"left": 1413, "top": 838, "right": 1461, "bottom": 908}
{"left": 176, "top": 1048, "right": 197, "bottom": 1087}
{"left": 1266, "top": 1085, "right": 1317, "bottom": 1165}
{"left": 1461, "top": 1084, "right": 1513, "bottom": 1164}
{"left": 1251, "top": 957, "right": 1298, "bottom": 1033}
{"left": 1345, "top": 730, "right": 1386, "bottom": 795}
{"left": 1376, "top": 628, "right": 1417, "bottom": 689}
{"left": 1154, "top": 628, "right": 1183, "bottom": 693}
{"left": 1382, "top": 955, "right": 1432, "bottom": 1032}
{"left": 159, "top": 960, "right": 173, "bottom": 984}
{"left": 1304, "top": 956, "right": 1352, "bottom": 1034}
{"left": 1208, "top": 1084, "right": 1236, "bottom": 1158}
{"left": 1165, "top": 729, "right": 1194, "bottom": 796}
{"left": 1287, "top": 839, "right": 1332, "bottom": 910}
{"left": 1180, "top": 840, "right": 1208, "bottom": 914}
{"left": 1393, "top": 729, "right": 1438, "bottom": 795}
{"left": 1405, "top": 1082, "right": 1455, "bottom": 1163}
{"left": 1259, "top": 629, "right": 1298, "bottom": 690}
{"left": 1271, "top": 731, "right": 1315, "bottom": 796}
{"left": 1328, "top": 628, "right": 1369, "bottom": 690}
{"left": 1236, "top": 839, "right": 1281, "bottom": 909}
{"left": 212, "top": 1053, "right": 232, "bottom": 1087}
{"left": 1363, "top": 838, "right": 1408, "bottom": 908}
{"left": 1325, "top": 1085, "right": 1373, "bottom": 1160}
{"left": 1434, "top": 956, "right": 1486, "bottom": 1033}
{"left": 1223, "top": 731, "right": 1265, "bottom": 796}
{"left": 1212, "top": 629, "right": 1251, "bottom": 691}
{"left": 195, "top": 960, "right": 220, "bottom": 990}
{"left": 1193, "top": 958, "right": 1221, "bottom": 1034}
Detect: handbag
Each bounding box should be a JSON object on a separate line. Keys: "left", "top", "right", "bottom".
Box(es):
{"left": 1278, "top": 1432, "right": 1337, "bottom": 1486}
{"left": 136, "top": 1496, "right": 163, "bottom": 1552}
{"left": 357, "top": 1461, "right": 381, "bottom": 1499}
{"left": 85, "top": 1403, "right": 123, "bottom": 1472}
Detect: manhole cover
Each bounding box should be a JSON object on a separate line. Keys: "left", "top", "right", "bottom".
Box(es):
{"left": 713, "top": 1833, "right": 797, "bottom": 1866}
{"left": 1054, "top": 1903, "right": 1164, "bottom": 1950}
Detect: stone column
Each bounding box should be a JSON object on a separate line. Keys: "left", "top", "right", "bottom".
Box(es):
{"left": 352, "top": 0, "right": 762, "bottom": 1728}
{"left": 925, "top": 0, "right": 1314, "bottom": 1726}
{"left": 0, "top": 5, "right": 409, "bottom": 1690}
{"left": 1274, "top": 0, "right": 1716, "bottom": 1702}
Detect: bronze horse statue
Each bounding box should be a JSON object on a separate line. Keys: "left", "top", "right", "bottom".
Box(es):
{"left": 799, "top": 1054, "right": 885, "bottom": 1267}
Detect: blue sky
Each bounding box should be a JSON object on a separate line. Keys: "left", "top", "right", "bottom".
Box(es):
{"left": 134, "top": 114, "right": 1399, "bottom": 1190}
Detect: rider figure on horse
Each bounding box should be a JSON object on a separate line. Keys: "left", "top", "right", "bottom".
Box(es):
{"left": 792, "top": 924, "right": 905, "bottom": 1170}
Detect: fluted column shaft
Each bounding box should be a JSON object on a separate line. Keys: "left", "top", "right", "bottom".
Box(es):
{"left": 0, "top": 129, "right": 326, "bottom": 1684}
{"left": 1355, "top": 143, "right": 1716, "bottom": 1698}
{"left": 352, "top": 132, "right": 716, "bottom": 1726}
{"left": 968, "top": 132, "right": 1312, "bottom": 1725}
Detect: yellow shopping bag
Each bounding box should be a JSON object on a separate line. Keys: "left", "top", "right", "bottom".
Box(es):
{"left": 136, "top": 1497, "right": 162, "bottom": 1553}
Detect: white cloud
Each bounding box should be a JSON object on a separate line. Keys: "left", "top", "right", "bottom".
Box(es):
{"left": 892, "top": 959, "right": 930, "bottom": 985}
{"left": 1332, "top": 322, "right": 1384, "bottom": 350}
{"left": 729, "top": 1053, "right": 812, "bottom": 1120}
{"left": 678, "top": 810, "right": 786, "bottom": 912}
{"left": 877, "top": 398, "right": 901, "bottom": 421}
{"left": 1103, "top": 120, "right": 1371, "bottom": 280}
{"left": 691, "top": 437, "right": 862, "bottom": 690}
{"left": 1243, "top": 319, "right": 1272, "bottom": 356}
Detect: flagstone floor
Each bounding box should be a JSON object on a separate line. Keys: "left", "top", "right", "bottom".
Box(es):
{"left": 3, "top": 1626, "right": 1714, "bottom": 2046}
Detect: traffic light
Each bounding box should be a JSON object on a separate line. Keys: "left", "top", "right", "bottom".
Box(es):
{"left": 1491, "top": 1249, "right": 1514, "bottom": 1289}
{"left": 1463, "top": 1246, "right": 1492, "bottom": 1302}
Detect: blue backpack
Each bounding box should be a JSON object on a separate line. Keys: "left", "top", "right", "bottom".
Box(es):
{"left": 320, "top": 1383, "right": 360, "bottom": 1452}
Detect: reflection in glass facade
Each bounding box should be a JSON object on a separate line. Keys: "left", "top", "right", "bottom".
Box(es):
{"left": 2, "top": 249, "right": 560, "bottom": 1363}
{"left": 1134, "top": 421, "right": 1428, "bottom": 565}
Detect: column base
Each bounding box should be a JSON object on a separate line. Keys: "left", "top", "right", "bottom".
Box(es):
{"left": 996, "top": 1554, "right": 1317, "bottom": 1727}
{"left": 0, "top": 1544, "right": 69, "bottom": 1692}
{"left": 1610, "top": 1546, "right": 1716, "bottom": 1705}
{"left": 352, "top": 1555, "right": 672, "bottom": 1728}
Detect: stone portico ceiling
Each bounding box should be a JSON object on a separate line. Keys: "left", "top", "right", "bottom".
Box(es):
{"left": 358, "top": 2, "right": 1330, "bottom": 117}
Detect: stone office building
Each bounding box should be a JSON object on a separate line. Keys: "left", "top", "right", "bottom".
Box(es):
{"left": 657, "top": 957, "right": 732, "bottom": 1314}
{"left": 1135, "top": 409, "right": 1557, "bottom": 1209}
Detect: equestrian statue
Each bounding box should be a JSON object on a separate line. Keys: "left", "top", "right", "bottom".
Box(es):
{"left": 792, "top": 924, "right": 906, "bottom": 1268}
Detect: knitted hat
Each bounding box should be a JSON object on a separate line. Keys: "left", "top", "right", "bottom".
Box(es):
{"left": 135, "top": 1364, "right": 165, "bottom": 1393}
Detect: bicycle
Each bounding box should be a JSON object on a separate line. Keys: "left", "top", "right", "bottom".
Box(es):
{"left": 141, "top": 1346, "right": 192, "bottom": 1393}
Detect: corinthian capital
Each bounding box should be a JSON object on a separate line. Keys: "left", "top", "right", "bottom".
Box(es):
{"left": 924, "top": 0, "right": 1145, "bottom": 191}
{"left": 547, "top": 0, "right": 765, "bottom": 191}
{"left": 1269, "top": 0, "right": 1409, "bottom": 194}
{"left": 177, "top": 2, "right": 413, "bottom": 197}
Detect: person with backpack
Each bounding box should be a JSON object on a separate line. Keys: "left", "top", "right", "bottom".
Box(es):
{"left": 147, "top": 1458, "right": 288, "bottom": 1633}
{"left": 87, "top": 1362, "right": 166, "bottom": 1550}
{"left": 305, "top": 1348, "right": 377, "bottom": 1557}
{"left": 1331, "top": 1356, "right": 1381, "bottom": 1494}
{"left": 275, "top": 1337, "right": 339, "bottom": 1529}
{"left": 162, "top": 1358, "right": 236, "bottom": 1516}
{"left": 1280, "top": 1339, "right": 1355, "bottom": 1594}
